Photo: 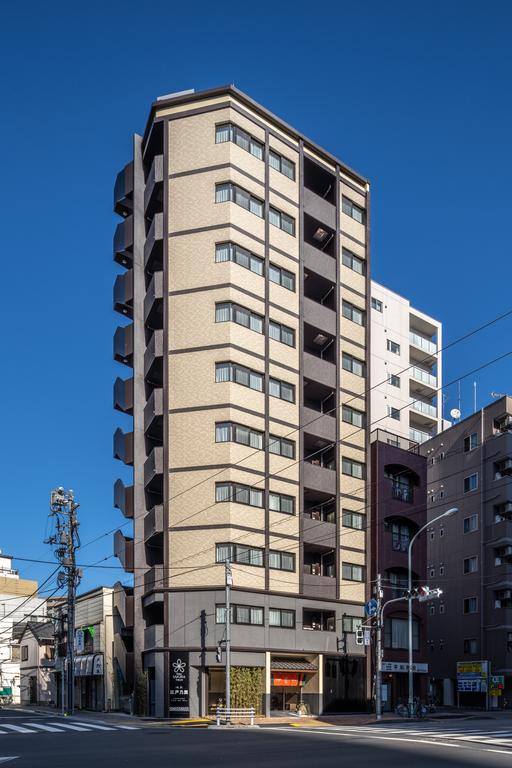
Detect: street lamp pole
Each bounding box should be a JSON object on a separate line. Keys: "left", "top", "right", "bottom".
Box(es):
{"left": 408, "top": 507, "right": 458, "bottom": 716}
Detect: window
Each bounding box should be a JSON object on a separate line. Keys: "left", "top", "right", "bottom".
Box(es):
{"left": 269, "top": 492, "right": 295, "bottom": 515}
{"left": 21, "top": 645, "right": 28, "bottom": 662}
{"left": 463, "top": 514, "right": 478, "bottom": 533}
{"left": 384, "top": 618, "right": 419, "bottom": 650}
{"left": 464, "top": 638, "right": 478, "bottom": 654}
{"left": 439, "top": 565, "right": 445, "bottom": 576}
{"left": 387, "top": 339, "right": 400, "bottom": 355}
{"left": 388, "top": 374, "right": 400, "bottom": 387}
{"left": 342, "top": 511, "right": 365, "bottom": 530}
{"left": 464, "top": 473, "right": 478, "bottom": 493}
{"left": 269, "top": 263, "right": 295, "bottom": 291}
{"left": 303, "top": 608, "right": 335, "bottom": 632}
{"left": 342, "top": 353, "right": 366, "bottom": 377}
{"left": 215, "top": 362, "right": 263, "bottom": 392}
{"left": 269, "top": 608, "right": 295, "bottom": 628}
{"left": 269, "top": 206, "right": 295, "bottom": 236}
{"left": 215, "top": 182, "right": 264, "bottom": 217}
{"left": 463, "top": 556, "right": 478, "bottom": 574}
{"left": 269, "top": 320, "right": 295, "bottom": 347}
{"left": 429, "top": 605, "right": 435, "bottom": 616}
{"left": 440, "top": 527, "right": 445, "bottom": 537}
{"left": 342, "top": 615, "right": 363, "bottom": 633}
{"left": 268, "top": 550, "right": 295, "bottom": 572}
{"left": 342, "top": 405, "right": 365, "bottom": 428}
{"left": 216, "top": 543, "right": 264, "bottom": 567}
{"left": 463, "top": 432, "right": 478, "bottom": 452}
{"left": 371, "top": 296, "right": 383, "bottom": 311}
{"left": 391, "top": 522, "right": 411, "bottom": 552}
{"left": 268, "top": 435, "right": 295, "bottom": 459}
{"left": 387, "top": 406, "right": 400, "bottom": 421}
{"left": 342, "top": 300, "right": 365, "bottom": 326}
{"left": 216, "top": 604, "right": 264, "bottom": 626}
{"left": 463, "top": 597, "right": 478, "bottom": 614}
{"left": 215, "top": 242, "right": 263, "bottom": 276}
{"left": 342, "top": 196, "right": 365, "bottom": 224}
{"left": 269, "top": 377, "right": 295, "bottom": 403}
{"left": 439, "top": 604, "right": 445, "bottom": 614}
{"left": 215, "top": 123, "right": 264, "bottom": 160}
{"left": 269, "top": 149, "right": 295, "bottom": 180}
{"left": 430, "top": 568, "right": 435, "bottom": 578}
{"left": 215, "top": 482, "right": 263, "bottom": 508}
{"left": 342, "top": 562, "right": 365, "bottom": 582}
{"left": 215, "top": 422, "right": 264, "bottom": 450}
{"left": 342, "top": 458, "right": 365, "bottom": 479}
{"left": 342, "top": 249, "right": 365, "bottom": 275}
{"left": 215, "top": 302, "right": 263, "bottom": 334}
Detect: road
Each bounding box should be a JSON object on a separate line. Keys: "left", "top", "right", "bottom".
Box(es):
{"left": 2, "top": 708, "right": 512, "bottom": 766}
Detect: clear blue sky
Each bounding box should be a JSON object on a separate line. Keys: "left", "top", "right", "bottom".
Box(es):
{"left": 1, "top": 1, "right": 511, "bottom": 592}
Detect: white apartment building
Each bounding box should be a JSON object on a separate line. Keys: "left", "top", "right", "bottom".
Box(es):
{"left": 0, "top": 553, "right": 46, "bottom": 703}
{"left": 370, "top": 281, "right": 444, "bottom": 445}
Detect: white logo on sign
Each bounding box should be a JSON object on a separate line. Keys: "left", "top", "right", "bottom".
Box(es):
{"left": 173, "top": 659, "right": 186, "bottom": 675}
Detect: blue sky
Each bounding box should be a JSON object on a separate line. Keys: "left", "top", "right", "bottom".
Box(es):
{"left": 1, "top": 1, "right": 511, "bottom": 591}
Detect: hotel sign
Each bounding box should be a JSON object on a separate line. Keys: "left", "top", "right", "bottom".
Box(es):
{"left": 169, "top": 651, "right": 190, "bottom": 717}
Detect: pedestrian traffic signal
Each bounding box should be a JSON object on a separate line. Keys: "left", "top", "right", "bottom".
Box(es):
{"left": 355, "top": 628, "right": 364, "bottom": 646}
{"left": 216, "top": 645, "right": 223, "bottom": 663}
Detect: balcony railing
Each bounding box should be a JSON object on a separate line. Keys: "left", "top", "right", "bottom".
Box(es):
{"left": 411, "top": 366, "right": 436, "bottom": 388}
{"left": 412, "top": 399, "right": 437, "bottom": 418}
{"left": 391, "top": 484, "right": 413, "bottom": 503}
{"left": 410, "top": 331, "right": 436, "bottom": 355}
{"left": 409, "top": 427, "right": 432, "bottom": 444}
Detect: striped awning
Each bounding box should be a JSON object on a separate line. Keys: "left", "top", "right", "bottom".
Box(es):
{"left": 271, "top": 658, "right": 318, "bottom": 672}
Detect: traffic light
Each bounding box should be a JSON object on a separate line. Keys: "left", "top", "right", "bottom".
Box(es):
{"left": 337, "top": 633, "right": 347, "bottom": 654}
{"left": 417, "top": 586, "right": 430, "bottom": 602}
{"left": 355, "top": 628, "right": 364, "bottom": 646}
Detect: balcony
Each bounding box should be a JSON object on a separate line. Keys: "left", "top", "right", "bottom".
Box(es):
{"left": 144, "top": 212, "right": 163, "bottom": 273}
{"left": 303, "top": 436, "right": 336, "bottom": 496}
{"left": 303, "top": 213, "right": 335, "bottom": 258}
{"left": 113, "top": 582, "right": 134, "bottom": 629}
{"left": 304, "top": 322, "right": 336, "bottom": 364}
{"left": 144, "top": 155, "right": 164, "bottom": 218}
{"left": 144, "top": 624, "right": 164, "bottom": 650}
{"left": 411, "top": 399, "right": 437, "bottom": 420}
{"left": 114, "top": 530, "right": 134, "bottom": 573}
{"left": 495, "top": 502, "right": 512, "bottom": 522}
{"left": 113, "top": 324, "right": 134, "bottom": 367}
{"left": 114, "top": 162, "right": 134, "bottom": 218}
{"left": 144, "top": 505, "right": 164, "bottom": 543}
{"left": 114, "top": 479, "right": 134, "bottom": 519}
{"left": 113, "top": 215, "right": 134, "bottom": 268}
{"left": 391, "top": 484, "right": 414, "bottom": 503}
{"left": 495, "top": 458, "right": 512, "bottom": 479}
{"left": 113, "top": 428, "right": 134, "bottom": 466}
{"left": 303, "top": 352, "right": 336, "bottom": 390}
{"left": 301, "top": 406, "right": 336, "bottom": 443}
{"left": 303, "top": 297, "right": 336, "bottom": 337}
{"left": 303, "top": 514, "right": 336, "bottom": 548}
{"left": 409, "top": 330, "right": 437, "bottom": 358}
{"left": 409, "top": 427, "right": 432, "bottom": 445}
{"left": 144, "top": 330, "right": 164, "bottom": 386}
{"left": 144, "top": 388, "right": 164, "bottom": 438}
{"left": 144, "top": 271, "right": 164, "bottom": 330}
{"left": 303, "top": 242, "right": 336, "bottom": 284}
{"left": 113, "top": 376, "right": 133, "bottom": 415}
{"left": 113, "top": 270, "right": 134, "bottom": 318}
{"left": 411, "top": 366, "right": 437, "bottom": 393}
{"left": 144, "top": 564, "right": 164, "bottom": 593}
{"left": 303, "top": 187, "right": 336, "bottom": 230}
{"left": 144, "top": 446, "right": 164, "bottom": 491}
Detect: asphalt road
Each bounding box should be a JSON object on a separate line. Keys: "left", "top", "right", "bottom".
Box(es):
{"left": 2, "top": 709, "right": 512, "bottom": 767}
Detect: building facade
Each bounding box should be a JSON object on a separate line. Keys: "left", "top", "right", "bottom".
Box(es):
{"left": 423, "top": 396, "right": 512, "bottom": 707}
{"left": 370, "top": 281, "right": 444, "bottom": 445}
{"left": 370, "top": 429, "right": 428, "bottom": 709}
{"left": 112, "top": 85, "right": 371, "bottom": 717}
{"left": 19, "top": 622, "right": 54, "bottom": 706}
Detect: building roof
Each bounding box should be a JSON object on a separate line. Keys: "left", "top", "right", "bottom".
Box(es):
{"left": 22, "top": 621, "right": 54, "bottom": 644}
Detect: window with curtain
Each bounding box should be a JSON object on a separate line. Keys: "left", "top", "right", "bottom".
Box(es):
{"left": 268, "top": 206, "right": 295, "bottom": 236}
{"left": 342, "top": 353, "right": 365, "bottom": 377}
{"left": 215, "top": 242, "right": 264, "bottom": 275}
{"left": 215, "top": 182, "right": 264, "bottom": 218}
{"left": 342, "top": 458, "right": 365, "bottom": 479}
{"left": 215, "top": 302, "right": 264, "bottom": 334}
{"left": 216, "top": 543, "right": 264, "bottom": 567}
{"left": 216, "top": 604, "right": 264, "bottom": 625}
{"left": 269, "top": 321, "right": 295, "bottom": 347}
{"left": 269, "top": 492, "right": 295, "bottom": 515}
{"left": 268, "top": 377, "right": 295, "bottom": 403}
{"left": 268, "top": 149, "right": 296, "bottom": 180}
{"left": 269, "top": 608, "right": 295, "bottom": 628}
{"left": 342, "top": 563, "right": 365, "bottom": 581}
{"left": 215, "top": 421, "right": 263, "bottom": 450}
{"left": 342, "top": 248, "right": 365, "bottom": 275}
{"left": 269, "top": 263, "right": 295, "bottom": 291}
{"left": 342, "top": 301, "right": 365, "bottom": 326}
{"left": 268, "top": 435, "right": 295, "bottom": 458}
{"left": 384, "top": 618, "right": 419, "bottom": 650}
{"left": 215, "top": 483, "right": 263, "bottom": 508}
{"left": 215, "top": 122, "right": 264, "bottom": 161}
{"left": 215, "top": 361, "right": 263, "bottom": 392}
{"left": 342, "top": 196, "right": 365, "bottom": 224}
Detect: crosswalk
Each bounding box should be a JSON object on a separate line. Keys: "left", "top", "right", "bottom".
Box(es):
{"left": 0, "top": 720, "right": 140, "bottom": 736}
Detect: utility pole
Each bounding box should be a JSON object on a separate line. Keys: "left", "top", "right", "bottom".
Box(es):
{"left": 46, "top": 487, "right": 81, "bottom": 716}
{"left": 225, "top": 559, "right": 232, "bottom": 722}
{"left": 375, "top": 574, "right": 383, "bottom": 721}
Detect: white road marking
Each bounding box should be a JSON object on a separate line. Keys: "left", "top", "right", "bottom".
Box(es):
{"left": 115, "top": 725, "right": 140, "bottom": 730}
{"left": 0, "top": 758, "right": 19, "bottom": 763}
{"left": 22, "top": 723, "right": 64, "bottom": 733}
{"left": 0, "top": 726, "right": 35, "bottom": 735}
{"left": 50, "top": 722, "right": 90, "bottom": 732}
{"left": 66, "top": 721, "right": 116, "bottom": 731}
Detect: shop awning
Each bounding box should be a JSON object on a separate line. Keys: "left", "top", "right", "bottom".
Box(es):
{"left": 73, "top": 654, "right": 104, "bottom": 677}
{"left": 271, "top": 658, "right": 318, "bottom": 672}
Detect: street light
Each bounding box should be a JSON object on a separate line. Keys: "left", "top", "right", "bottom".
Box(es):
{"left": 408, "top": 506, "right": 458, "bottom": 716}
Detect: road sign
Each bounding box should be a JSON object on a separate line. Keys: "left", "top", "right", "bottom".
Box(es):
{"left": 381, "top": 661, "right": 429, "bottom": 673}
{"left": 363, "top": 629, "right": 371, "bottom": 646}
{"left": 365, "top": 598, "right": 378, "bottom": 617}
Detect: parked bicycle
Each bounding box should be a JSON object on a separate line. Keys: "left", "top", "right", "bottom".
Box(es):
{"left": 395, "top": 698, "right": 428, "bottom": 718}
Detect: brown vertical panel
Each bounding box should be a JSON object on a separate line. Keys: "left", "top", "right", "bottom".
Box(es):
{"left": 264, "top": 128, "right": 270, "bottom": 592}
{"left": 335, "top": 166, "right": 341, "bottom": 601}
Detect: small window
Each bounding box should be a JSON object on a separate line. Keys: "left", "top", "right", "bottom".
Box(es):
{"left": 388, "top": 374, "right": 400, "bottom": 387}
{"left": 440, "top": 527, "right": 445, "bottom": 537}
{"left": 215, "top": 242, "right": 264, "bottom": 276}
{"left": 430, "top": 568, "right": 435, "bottom": 578}
{"left": 269, "top": 377, "right": 295, "bottom": 403}
{"left": 342, "top": 300, "right": 365, "bottom": 326}
{"left": 268, "top": 149, "right": 296, "bottom": 180}
{"left": 464, "top": 638, "right": 478, "bottom": 654}
{"left": 268, "top": 435, "right": 295, "bottom": 459}
{"left": 439, "top": 604, "right": 445, "bottom": 614}
{"left": 216, "top": 604, "right": 264, "bottom": 626}
{"left": 21, "top": 645, "right": 28, "bottom": 662}
{"left": 342, "top": 562, "right": 365, "bottom": 582}
{"left": 439, "top": 565, "right": 445, "bottom": 576}
{"left": 269, "top": 608, "right": 296, "bottom": 628}
{"left": 269, "top": 320, "right": 295, "bottom": 347}
{"left": 463, "top": 432, "right": 478, "bottom": 452}
{"left": 342, "top": 458, "right": 365, "bottom": 479}
{"left": 269, "top": 206, "right": 295, "bottom": 236}
{"left": 342, "top": 353, "right": 366, "bottom": 377}
{"left": 429, "top": 530, "right": 435, "bottom": 541}
{"left": 387, "top": 339, "right": 400, "bottom": 355}
{"left": 216, "top": 123, "right": 264, "bottom": 160}
{"left": 216, "top": 543, "right": 264, "bottom": 567}
{"left": 215, "top": 482, "right": 263, "bottom": 508}
{"left": 215, "top": 362, "right": 263, "bottom": 392}
{"left": 343, "top": 249, "right": 365, "bottom": 275}
{"left": 342, "top": 511, "right": 365, "bottom": 530}
{"left": 269, "top": 492, "right": 295, "bottom": 515}
{"left": 269, "top": 263, "right": 295, "bottom": 291}
{"left": 463, "top": 597, "right": 478, "bottom": 614}
{"left": 342, "top": 196, "right": 365, "bottom": 224}
{"left": 464, "top": 473, "right": 478, "bottom": 493}
{"left": 342, "top": 405, "right": 365, "bottom": 428}
{"left": 387, "top": 406, "right": 400, "bottom": 421}
{"left": 215, "top": 421, "right": 264, "bottom": 450}
{"left": 463, "top": 514, "right": 478, "bottom": 533}
{"left": 215, "top": 302, "right": 264, "bottom": 334}
{"left": 463, "top": 556, "right": 478, "bottom": 574}
{"left": 429, "top": 605, "right": 435, "bottom": 616}
{"left": 342, "top": 615, "right": 362, "bottom": 633}
{"left": 371, "top": 297, "right": 382, "bottom": 311}
{"left": 215, "top": 182, "right": 264, "bottom": 218}
{"left": 268, "top": 550, "right": 295, "bottom": 572}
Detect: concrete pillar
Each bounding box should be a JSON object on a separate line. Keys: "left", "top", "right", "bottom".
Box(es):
{"left": 318, "top": 654, "right": 324, "bottom": 714}
{"left": 264, "top": 651, "right": 271, "bottom": 717}
{"left": 443, "top": 678, "right": 454, "bottom": 706}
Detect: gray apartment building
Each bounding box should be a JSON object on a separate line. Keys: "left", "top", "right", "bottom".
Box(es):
{"left": 423, "top": 396, "right": 512, "bottom": 707}
{"left": 112, "top": 86, "right": 371, "bottom": 717}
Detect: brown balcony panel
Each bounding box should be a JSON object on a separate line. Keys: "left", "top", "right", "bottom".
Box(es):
{"left": 114, "top": 162, "right": 134, "bottom": 217}
{"left": 114, "top": 530, "right": 134, "bottom": 573}
{"left": 144, "top": 212, "right": 163, "bottom": 273}
{"left": 144, "top": 155, "right": 164, "bottom": 217}
{"left": 113, "top": 215, "right": 134, "bottom": 268}
{"left": 113, "top": 580, "right": 134, "bottom": 627}
{"left": 114, "top": 479, "right": 134, "bottom": 519}
{"left": 302, "top": 573, "right": 337, "bottom": 600}
{"left": 113, "top": 270, "right": 134, "bottom": 318}
{"left": 144, "top": 388, "right": 164, "bottom": 437}
{"left": 144, "top": 565, "right": 164, "bottom": 593}
{"left": 303, "top": 297, "right": 336, "bottom": 337}
{"left": 113, "top": 324, "right": 134, "bottom": 367}
{"left": 303, "top": 516, "right": 336, "bottom": 548}
{"left": 303, "top": 352, "right": 336, "bottom": 390}
{"left": 301, "top": 406, "right": 336, "bottom": 443}
{"left": 113, "top": 428, "right": 134, "bottom": 466}
{"left": 144, "top": 505, "right": 164, "bottom": 543}
{"left": 144, "top": 271, "right": 164, "bottom": 329}
{"left": 144, "top": 624, "right": 164, "bottom": 650}
{"left": 303, "top": 461, "right": 336, "bottom": 495}
{"left": 144, "top": 446, "right": 164, "bottom": 490}
{"left": 144, "top": 330, "right": 164, "bottom": 385}
{"left": 114, "top": 376, "right": 134, "bottom": 415}
{"left": 303, "top": 187, "right": 336, "bottom": 230}
{"left": 303, "top": 242, "right": 336, "bottom": 284}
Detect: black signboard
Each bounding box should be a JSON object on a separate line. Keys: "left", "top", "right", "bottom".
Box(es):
{"left": 169, "top": 651, "right": 190, "bottom": 717}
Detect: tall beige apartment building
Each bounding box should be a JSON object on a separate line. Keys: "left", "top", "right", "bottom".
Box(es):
{"left": 113, "top": 86, "right": 370, "bottom": 717}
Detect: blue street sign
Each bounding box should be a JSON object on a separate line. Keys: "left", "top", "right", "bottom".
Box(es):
{"left": 365, "top": 598, "right": 378, "bottom": 617}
